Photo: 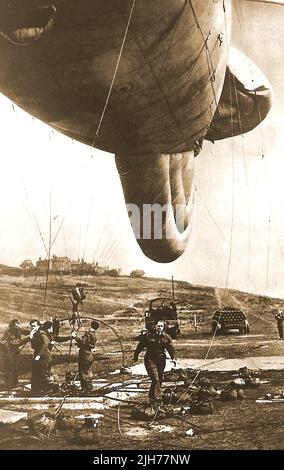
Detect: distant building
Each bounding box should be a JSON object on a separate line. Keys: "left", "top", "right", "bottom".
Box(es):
{"left": 36, "top": 255, "right": 108, "bottom": 275}
{"left": 94, "top": 266, "right": 105, "bottom": 275}
{"left": 52, "top": 255, "right": 71, "bottom": 273}
{"left": 70, "top": 259, "right": 82, "bottom": 274}
{"left": 36, "top": 255, "right": 71, "bottom": 274}
{"left": 70, "top": 259, "right": 106, "bottom": 275}
{"left": 70, "top": 258, "right": 91, "bottom": 275}
{"left": 36, "top": 257, "right": 49, "bottom": 274}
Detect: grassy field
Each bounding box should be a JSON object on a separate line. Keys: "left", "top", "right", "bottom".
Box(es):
{"left": 0, "top": 274, "right": 283, "bottom": 450}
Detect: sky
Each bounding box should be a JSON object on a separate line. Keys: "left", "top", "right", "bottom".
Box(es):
{"left": 1, "top": 1, "right": 284, "bottom": 298}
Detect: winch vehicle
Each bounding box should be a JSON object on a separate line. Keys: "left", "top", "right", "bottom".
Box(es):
{"left": 212, "top": 307, "right": 249, "bottom": 335}
{"left": 144, "top": 297, "right": 181, "bottom": 339}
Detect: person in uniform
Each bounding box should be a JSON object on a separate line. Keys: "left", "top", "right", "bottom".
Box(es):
{"left": 73, "top": 320, "right": 99, "bottom": 393}
{"left": 275, "top": 309, "right": 284, "bottom": 340}
{"left": 71, "top": 284, "right": 86, "bottom": 306}
{"left": 70, "top": 300, "right": 82, "bottom": 327}
{"left": 70, "top": 284, "right": 86, "bottom": 327}
{"left": 29, "top": 319, "right": 42, "bottom": 396}
{"left": 1, "top": 319, "right": 30, "bottom": 391}
{"left": 30, "top": 320, "right": 74, "bottom": 396}
{"left": 133, "top": 320, "right": 177, "bottom": 404}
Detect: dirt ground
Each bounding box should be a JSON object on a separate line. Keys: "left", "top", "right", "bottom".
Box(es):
{"left": 0, "top": 274, "right": 283, "bottom": 450}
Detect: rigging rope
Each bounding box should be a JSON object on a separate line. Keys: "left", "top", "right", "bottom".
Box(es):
{"left": 232, "top": 0, "right": 274, "bottom": 331}
{"left": 176, "top": 322, "right": 219, "bottom": 404}
{"left": 128, "top": 7, "right": 192, "bottom": 149}
{"left": 233, "top": 0, "right": 266, "bottom": 158}
{"left": 83, "top": 173, "right": 117, "bottom": 287}
{"left": 222, "top": 6, "right": 235, "bottom": 303}
{"left": 158, "top": 1, "right": 187, "bottom": 77}
{"left": 23, "top": 183, "right": 48, "bottom": 253}
{"left": 20, "top": 173, "right": 74, "bottom": 315}
{"left": 170, "top": 5, "right": 239, "bottom": 398}
{"left": 187, "top": 0, "right": 218, "bottom": 109}
{"left": 231, "top": 72, "right": 252, "bottom": 292}
{"left": 92, "top": 0, "right": 136, "bottom": 146}
{"left": 54, "top": 272, "right": 70, "bottom": 317}
{"left": 43, "top": 191, "right": 52, "bottom": 316}
{"left": 79, "top": 194, "right": 93, "bottom": 284}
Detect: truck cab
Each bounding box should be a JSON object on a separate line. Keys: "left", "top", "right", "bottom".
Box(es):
{"left": 145, "top": 297, "right": 181, "bottom": 339}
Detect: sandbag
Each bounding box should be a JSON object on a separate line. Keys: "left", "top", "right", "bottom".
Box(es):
{"left": 244, "top": 378, "right": 260, "bottom": 389}
{"left": 130, "top": 404, "right": 166, "bottom": 421}
{"left": 237, "top": 389, "right": 245, "bottom": 400}
{"left": 164, "top": 368, "right": 187, "bottom": 382}
{"left": 73, "top": 418, "right": 101, "bottom": 445}
{"left": 220, "top": 385, "right": 245, "bottom": 401}
{"left": 56, "top": 413, "right": 77, "bottom": 431}
{"left": 162, "top": 388, "right": 180, "bottom": 405}
{"left": 220, "top": 389, "right": 238, "bottom": 401}
{"left": 190, "top": 400, "right": 213, "bottom": 415}
{"left": 27, "top": 410, "right": 57, "bottom": 439}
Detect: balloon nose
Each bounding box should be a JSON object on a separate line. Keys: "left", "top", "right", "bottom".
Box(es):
{"left": 116, "top": 151, "right": 195, "bottom": 263}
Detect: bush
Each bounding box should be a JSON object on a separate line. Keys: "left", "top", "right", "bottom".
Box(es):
{"left": 105, "top": 268, "right": 121, "bottom": 277}
{"left": 20, "top": 259, "right": 34, "bottom": 269}
{"left": 130, "top": 270, "right": 145, "bottom": 278}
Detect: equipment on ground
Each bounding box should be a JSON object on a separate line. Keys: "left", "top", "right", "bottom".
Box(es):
{"left": 212, "top": 307, "right": 249, "bottom": 335}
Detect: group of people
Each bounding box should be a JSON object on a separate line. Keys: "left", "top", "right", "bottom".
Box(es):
{"left": 1, "top": 315, "right": 175, "bottom": 405}
{"left": 1, "top": 317, "right": 99, "bottom": 396}
{"left": 3, "top": 304, "right": 282, "bottom": 404}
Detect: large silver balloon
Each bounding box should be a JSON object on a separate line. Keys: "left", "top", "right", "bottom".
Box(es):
{"left": 0, "top": 1, "right": 272, "bottom": 262}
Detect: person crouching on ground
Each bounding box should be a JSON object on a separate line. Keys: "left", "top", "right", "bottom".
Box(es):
{"left": 133, "top": 320, "right": 177, "bottom": 405}
{"left": 73, "top": 320, "right": 99, "bottom": 394}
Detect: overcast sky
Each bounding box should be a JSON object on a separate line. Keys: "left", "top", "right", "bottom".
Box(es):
{"left": 1, "top": 1, "right": 284, "bottom": 298}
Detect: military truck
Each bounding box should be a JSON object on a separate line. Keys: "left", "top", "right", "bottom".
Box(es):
{"left": 212, "top": 307, "right": 249, "bottom": 335}
{"left": 144, "top": 297, "right": 181, "bottom": 339}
